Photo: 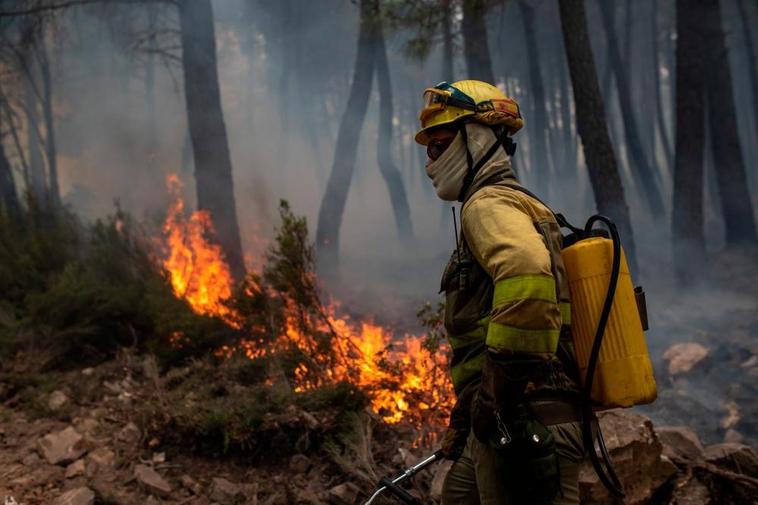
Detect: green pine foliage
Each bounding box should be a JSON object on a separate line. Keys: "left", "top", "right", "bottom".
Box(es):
{"left": 0, "top": 203, "right": 231, "bottom": 368}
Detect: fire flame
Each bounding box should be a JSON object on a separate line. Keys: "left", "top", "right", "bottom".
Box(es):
{"left": 161, "top": 175, "right": 453, "bottom": 428}
{"left": 162, "top": 175, "right": 239, "bottom": 326}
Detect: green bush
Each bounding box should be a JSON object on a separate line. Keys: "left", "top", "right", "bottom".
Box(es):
{"left": 0, "top": 204, "right": 232, "bottom": 368}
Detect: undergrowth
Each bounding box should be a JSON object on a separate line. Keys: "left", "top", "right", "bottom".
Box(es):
{"left": 0, "top": 202, "right": 232, "bottom": 369}
{"left": 0, "top": 199, "right": 417, "bottom": 461}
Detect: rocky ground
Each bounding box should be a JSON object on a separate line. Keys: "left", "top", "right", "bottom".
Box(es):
{"left": 1, "top": 350, "right": 757, "bottom": 505}
{"left": 1, "top": 248, "right": 757, "bottom": 505}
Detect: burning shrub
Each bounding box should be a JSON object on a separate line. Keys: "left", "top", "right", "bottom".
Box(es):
{"left": 0, "top": 202, "right": 230, "bottom": 369}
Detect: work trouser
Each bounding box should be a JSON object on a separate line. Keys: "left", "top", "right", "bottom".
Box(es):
{"left": 441, "top": 422, "right": 584, "bottom": 505}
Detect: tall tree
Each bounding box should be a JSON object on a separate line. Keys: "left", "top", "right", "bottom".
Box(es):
{"left": 703, "top": 0, "right": 757, "bottom": 245}
{"left": 519, "top": 0, "right": 552, "bottom": 198}
{"left": 0, "top": 139, "right": 20, "bottom": 220}
{"left": 462, "top": 0, "right": 495, "bottom": 83}
{"left": 597, "top": 0, "right": 664, "bottom": 217}
{"left": 651, "top": 0, "right": 673, "bottom": 175}
{"left": 144, "top": 4, "right": 157, "bottom": 170}
{"left": 178, "top": 0, "right": 245, "bottom": 281}
{"left": 375, "top": 17, "right": 413, "bottom": 242}
{"left": 441, "top": 0, "right": 454, "bottom": 80}
{"left": 672, "top": 0, "right": 707, "bottom": 285}
{"left": 558, "top": 0, "right": 637, "bottom": 273}
{"left": 22, "top": 55, "right": 46, "bottom": 202}
{"left": 734, "top": 0, "right": 758, "bottom": 130}
{"left": 17, "top": 18, "right": 47, "bottom": 204}
{"left": 37, "top": 31, "right": 58, "bottom": 206}
{"left": 316, "top": 0, "right": 378, "bottom": 272}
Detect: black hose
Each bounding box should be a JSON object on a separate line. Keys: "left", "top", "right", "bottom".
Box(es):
{"left": 581, "top": 215, "right": 625, "bottom": 497}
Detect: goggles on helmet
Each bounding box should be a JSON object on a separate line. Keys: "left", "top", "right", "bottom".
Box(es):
{"left": 419, "top": 82, "right": 477, "bottom": 124}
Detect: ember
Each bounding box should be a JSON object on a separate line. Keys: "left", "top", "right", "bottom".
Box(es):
{"left": 160, "top": 177, "right": 454, "bottom": 427}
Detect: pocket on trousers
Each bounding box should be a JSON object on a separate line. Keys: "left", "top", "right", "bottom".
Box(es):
{"left": 550, "top": 421, "right": 585, "bottom": 463}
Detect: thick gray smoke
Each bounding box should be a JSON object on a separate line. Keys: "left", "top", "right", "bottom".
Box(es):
{"left": 42, "top": 0, "right": 756, "bottom": 329}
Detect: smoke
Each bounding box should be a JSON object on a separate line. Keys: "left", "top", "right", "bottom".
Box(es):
{"left": 25, "top": 0, "right": 754, "bottom": 330}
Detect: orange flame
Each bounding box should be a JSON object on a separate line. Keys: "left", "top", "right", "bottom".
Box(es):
{"left": 162, "top": 175, "right": 238, "bottom": 326}
{"left": 161, "top": 175, "right": 453, "bottom": 428}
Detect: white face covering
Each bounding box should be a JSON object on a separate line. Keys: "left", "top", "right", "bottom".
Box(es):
{"left": 425, "top": 123, "right": 514, "bottom": 202}
{"left": 425, "top": 131, "right": 468, "bottom": 201}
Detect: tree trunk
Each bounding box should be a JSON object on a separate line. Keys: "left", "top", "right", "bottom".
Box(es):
{"left": 315, "top": 0, "right": 378, "bottom": 272}
{"left": 178, "top": 0, "right": 246, "bottom": 281}
{"left": 672, "top": 0, "right": 707, "bottom": 285}
{"left": 558, "top": 0, "right": 637, "bottom": 273}
{"left": 519, "top": 0, "right": 552, "bottom": 198}
{"left": 597, "top": 0, "right": 664, "bottom": 217}
{"left": 462, "top": 0, "right": 495, "bottom": 83}
{"left": 703, "top": 0, "right": 757, "bottom": 245}
{"left": 0, "top": 140, "right": 20, "bottom": 220}
{"left": 652, "top": 0, "right": 674, "bottom": 177}
{"left": 37, "top": 38, "right": 59, "bottom": 207}
{"left": 375, "top": 17, "right": 413, "bottom": 242}
{"left": 735, "top": 0, "right": 758, "bottom": 130}
{"left": 145, "top": 4, "right": 158, "bottom": 169}
{"left": 441, "top": 0, "right": 455, "bottom": 80}
{"left": 558, "top": 45, "right": 577, "bottom": 176}
{"left": 23, "top": 58, "right": 46, "bottom": 203}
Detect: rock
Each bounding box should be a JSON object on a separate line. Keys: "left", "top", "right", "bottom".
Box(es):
{"left": 663, "top": 342, "right": 709, "bottom": 375}
{"left": 65, "top": 459, "right": 86, "bottom": 478}
{"left": 668, "top": 474, "right": 711, "bottom": 505}
{"left": 73, "top": 417, "right": 99, "bottom": 436}
{"left": 429, "top": 459, "right": 453, "bottom": 502}
{"left": 38, "top": 426, "right": 87, "bottom": 465}
{"left": 144, "top": 497, "right": 161, "bottom": 505}
{"left": 82, "top": 367, "right": 94, "bottom": 376}
{"left": 210, "top": 477, "right": 245, "bottom": 504}
{"left": 657, "top": 426, "right": 705, "bottom": 462}
{"left": 86, "top": 447, "right": 116, "bottom": 479}
{"left": 54, "top": 486, "right": 95, "bottom": 505}
{"left": 103, "top": 380, "right": 122, "bottom": 395}
{"left": 179, "top": 474, "right": 202, "bottom": 495}
{"left": 240, "top": 483, "right": 259, "bottom": 504}
{"left": 704, "top": 443, "right": 758, "bottom": 476}
{"left": 48, "top": 390, "right": 69, "bottom": 410}
{"left": 117, "top": 422, "right": 141, "bottom": 445}
{"left": 134, "top": 464, "right": 172, "bottom": 497}
{"left": 724, "top": 429, "right": 744, "bottom": 444}
{"left": 87, "top": 447, "right": 115, "bottom": 468}
{"left": 579, "top": 411, "right": 677, "bottom": 505}
{"left": 328, "top": 482, "right": 360, "bottom": 504}
{"left": 289, "top": 454, "right": 310, "bottom": 474}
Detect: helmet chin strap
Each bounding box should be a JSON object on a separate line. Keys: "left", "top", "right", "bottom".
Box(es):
{"left": 457, "top": 124, "right": 518, "bottom": 202}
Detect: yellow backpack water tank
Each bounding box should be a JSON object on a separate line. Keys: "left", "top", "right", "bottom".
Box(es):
{"left": 562, "top": 236, "right": 657, "bottom": 408}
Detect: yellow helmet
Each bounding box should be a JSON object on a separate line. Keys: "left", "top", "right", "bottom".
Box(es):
{"left": 414, "top": 80, "right": 524, "bottom": 145}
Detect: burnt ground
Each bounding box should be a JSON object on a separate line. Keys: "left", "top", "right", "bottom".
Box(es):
{"left": 638, "top": 247, "right": 758, "bottom": 447}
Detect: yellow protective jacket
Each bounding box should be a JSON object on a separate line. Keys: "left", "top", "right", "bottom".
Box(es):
{"left": 462, "top": 183, "right": 570, "bottom": 355}
{"left": 441, "top": 159, "right": 577, "bottom": 403}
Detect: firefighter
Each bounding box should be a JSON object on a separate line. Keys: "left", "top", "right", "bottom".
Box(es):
{"left": 416, "top": 80, "right": 585, "bottom": 504}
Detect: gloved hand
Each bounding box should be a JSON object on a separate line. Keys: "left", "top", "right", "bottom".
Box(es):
{"left": 471, "top": 348, "right": 544, "bottom": 445}
{"left": 440, "top": 426, "right": 468, "bottom": 461}
{"left": 441, "top": 380, "right": 478, "bottom": 460}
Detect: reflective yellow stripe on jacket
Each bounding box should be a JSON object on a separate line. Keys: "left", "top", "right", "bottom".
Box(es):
{"left": 449, "top": 317, "right": 488, "bottom": 392}
{"left": 487, "top": 274, "right": 561, "bottom": 353}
